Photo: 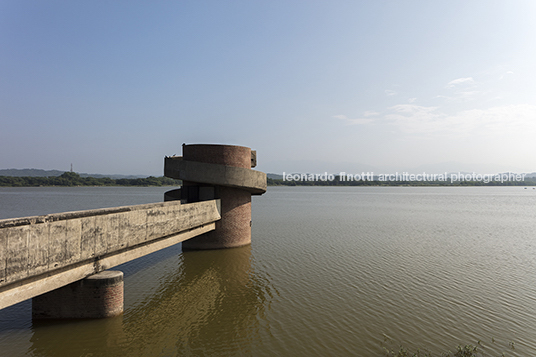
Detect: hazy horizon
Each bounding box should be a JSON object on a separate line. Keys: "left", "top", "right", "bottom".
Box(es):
{"left": 2, "top": 165, "right": 536, "bottom": 179}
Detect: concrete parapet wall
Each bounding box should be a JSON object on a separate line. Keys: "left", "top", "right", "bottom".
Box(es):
{"left": 0, "top": 199, "right": 221, "bottom": 310}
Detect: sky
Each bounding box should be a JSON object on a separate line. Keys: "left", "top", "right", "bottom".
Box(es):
{"left": 1, "top": 0, "right": 535, "bottom": 176}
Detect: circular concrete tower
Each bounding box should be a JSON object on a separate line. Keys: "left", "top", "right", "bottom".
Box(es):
{"left": 164, "top": 144, "right": 266, "bottom": 250}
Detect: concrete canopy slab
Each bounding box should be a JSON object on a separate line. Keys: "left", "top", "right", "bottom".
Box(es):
{"left": 164, "top": 158, "right": 267, "bottom": 195}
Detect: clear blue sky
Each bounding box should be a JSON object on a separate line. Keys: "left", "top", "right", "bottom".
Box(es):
{"left": 1, "top": 1, "right": 535, "bottom": 176}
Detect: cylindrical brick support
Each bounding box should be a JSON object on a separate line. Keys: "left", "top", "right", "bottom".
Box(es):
{"left": 32, "top": 270, "right": 124, "bottom": 319}
{"left": 183, "top": 144, "right": 252, "bottom": 168}
{"left": 181, "top": 144, "right": 253, "bottom": 250}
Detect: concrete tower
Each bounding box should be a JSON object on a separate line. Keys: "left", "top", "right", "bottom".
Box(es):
{"left": 164, "top": 144, "right": 267, "bottom": 250}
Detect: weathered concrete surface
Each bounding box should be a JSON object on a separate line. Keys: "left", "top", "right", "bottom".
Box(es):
{"left": 32, "top": 270, "right": 124, "bottom": 319}
{"left": 0, "top": 199, "right": 221, "bottom": 310}
{"left": 164, "top": 157, "right": 267, "bottom": 195}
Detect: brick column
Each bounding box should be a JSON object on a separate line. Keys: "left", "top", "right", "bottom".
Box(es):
{"left": 182, "top": 144, "right": 253, "bottom": 250}
{"left": 32, "top": 270, "right": 124, "bottom": 319}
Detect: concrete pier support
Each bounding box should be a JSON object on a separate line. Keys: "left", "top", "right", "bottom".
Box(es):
{"left": 32, "top": 270, "right": 124, "bottom": 319}
{"left": 164, "top": 144, "right": 267, "bottom": 250}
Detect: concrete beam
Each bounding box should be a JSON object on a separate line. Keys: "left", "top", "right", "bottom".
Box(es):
{"left": 0, "top": 199, "right": 221, "bottom": 310}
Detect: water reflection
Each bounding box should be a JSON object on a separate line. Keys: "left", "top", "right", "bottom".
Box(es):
{"left": 5, "top": 187, "right": 536, "bottom": 356}
{"left": 29, "top": 316, "right": 124, "bottom": 356}
{"left": 28, "top": 244, "right": 274, "bottom": 357}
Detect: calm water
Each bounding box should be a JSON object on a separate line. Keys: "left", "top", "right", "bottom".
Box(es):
{"left": 0, "top": 186, "right": 535, "bottom": 356}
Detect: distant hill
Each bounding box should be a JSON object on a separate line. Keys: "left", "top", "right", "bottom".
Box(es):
{"left": 0, "top": 169, "right": 65, "bottom": 177}
{"left": 267, "top": 173, "right": 283, "bottom": 180}
{"left": 0, "top": 168, "right": 145, "bottom": 180}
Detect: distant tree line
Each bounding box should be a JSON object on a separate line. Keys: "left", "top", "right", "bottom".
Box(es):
{"left": 267, "top": 177, "right": 536, "bottom": 187}
{"left": 3, "top": 172, "right": 534, "bottom": 187}
{"left": 0, "top": 172, "right": 181, "bottom": 187}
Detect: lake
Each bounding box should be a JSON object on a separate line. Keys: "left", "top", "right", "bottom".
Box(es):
{"left": 0, "top": 186, "right": 535, "bottom": 356}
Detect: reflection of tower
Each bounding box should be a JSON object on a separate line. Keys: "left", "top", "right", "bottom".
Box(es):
{"left": 176, "top": 245, "right": 272, "bottom": 353}
{"left": 76, "top": 245, "right": 270, "bottom": 356}
{"left": 30, "top": 313, "right": 125, "bottom": 356}
{"left": 164, "top": 144, "right": 267, "bottom": 250}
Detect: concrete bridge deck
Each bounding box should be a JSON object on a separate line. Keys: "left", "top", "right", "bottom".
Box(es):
{"left": 0, "top": 199, "right": 221, "bottom": 310}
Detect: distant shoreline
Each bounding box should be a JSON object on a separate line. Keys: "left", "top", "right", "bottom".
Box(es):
{"left": 0, "top": 172, "right": 181, "bottom": 187}
{"left": 3, "top": 173, "right": 535, "bottom": 188}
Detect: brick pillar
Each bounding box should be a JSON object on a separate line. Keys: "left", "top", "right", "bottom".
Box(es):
{"left": 181, "top": 144, "right": 253, "bottom": 250}
{"left": 32, "top": 270, "right": 124, "bottom": 319}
